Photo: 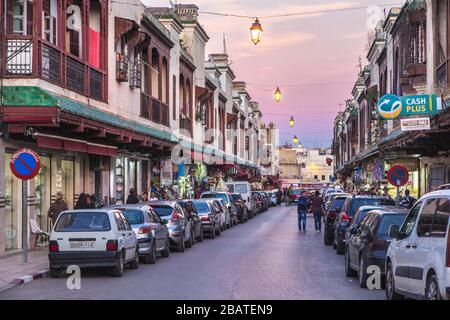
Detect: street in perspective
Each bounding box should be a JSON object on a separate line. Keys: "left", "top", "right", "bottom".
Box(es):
{"left": 0, "top": 0, "right": 450, "bottom": 303}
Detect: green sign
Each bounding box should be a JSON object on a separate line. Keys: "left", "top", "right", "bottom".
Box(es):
{"left": 377, "top": 94, "right": 438, "bottom": 120}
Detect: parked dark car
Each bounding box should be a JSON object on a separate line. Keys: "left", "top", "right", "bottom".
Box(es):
{"left": 104, "top": 204, "right": 170, "bottom": 264}
{"left": 176, "top": 200, "right": 204, "bottom": 243}
{"left": 231, "top": 193, "right": 249, "bottom": 223}
{"left": 344, "top": 205, "right": 383, "bottom": 246}
{"left": 333, "top": 196, "right": 396, "bottom": 254}
{"left": 324, "top": 195, "right": 350, "bottom": 245}
{"left": 200, "top": 191, "right": 238, "bottom": 225}
{"left": 345, "top": 208, "right": 408, "bottom": 288}
{"left": 192, "top": 200, "right": 222, "bottom": 239}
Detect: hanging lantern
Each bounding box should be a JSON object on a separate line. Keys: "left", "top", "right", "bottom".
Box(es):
{"left": 250, "top": 18, "right": 263, "bottom": 45}
{"left": 292, "top": 135, "right": 299, "bottom": 145}
{"left": 289, "top": 116, "right": 295, "bottom": 127}
{"left": 274, "top": 86, "right": 282, "bottom": 103}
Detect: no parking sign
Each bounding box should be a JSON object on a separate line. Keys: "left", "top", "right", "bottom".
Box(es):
{"left": 10, "top": 148, "right": 41, "bottom": 180}
{"left": 387, "top": 165, "right": 409, "bottom": 187}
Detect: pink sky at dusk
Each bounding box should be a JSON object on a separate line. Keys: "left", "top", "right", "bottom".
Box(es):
{"left": 145, "top": 0, "right": 403, "bottom": 147}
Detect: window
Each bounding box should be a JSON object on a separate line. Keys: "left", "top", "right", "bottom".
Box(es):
{"left": 151, "top": 48, "right": 160, "bottom": 99}
{"left": 88, "top": 1, "right": 101, "bottom": 68}
{"left": 42, "top": 0, "right": 58, "bottom": 45}
{"left": 66, "top": 0, "right": 83, "bottom": 57}
{"left": 114, "top": 212, "right": 126, "bottom": 231}
{"left": 13, "top": 0, "right": 25, "bottom": 34}
{"left": 161, "top": 58, "right": 168, "bottom": 103}
{"left": 430, "top": 198, "right": 450, "bottom": 238}
{"left": 417, "top": 199, "right": 438, "bottom": 237}
{"left": 119, "top": 212, "right": 132, "bottom": 231}
{"left": 314, "top": 175, "right": 318, "bottom": 180}
{"left": 400, "top": 202, "right": 422, "bottom": 237}
{"left": 321, "top": 175, "right": 326, "bottom": 181}
{"left": 55, "top": 212, "right": 111, "bottom": 232}
{"left": 121, "top": 210, "right": 144, "bottom": 225}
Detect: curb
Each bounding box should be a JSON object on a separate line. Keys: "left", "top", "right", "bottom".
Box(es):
{"left": 0, "top": 269, "right": 49, "bottom": 293}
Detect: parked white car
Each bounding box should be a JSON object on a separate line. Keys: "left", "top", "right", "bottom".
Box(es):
{"left": 49, "top": 209, "right": 139, "bottom": 278}
{"left": 385, "top": 190, "right": 450, "bottom": 300}
{"left": 226, "top": 182, "right": 253, "bottom": 212}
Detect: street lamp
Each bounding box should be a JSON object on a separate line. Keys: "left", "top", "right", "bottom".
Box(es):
{"left": 292, "top": 135, "right": 299, "bottom": 145}
{"left": 250, "top": 18, "right": 263, "bottom": 45}
{"left": 274, "top": 86, "right": 282, "bottom": 103}
{"left": 289, "top": 116, "right": 295, "bottom": 127}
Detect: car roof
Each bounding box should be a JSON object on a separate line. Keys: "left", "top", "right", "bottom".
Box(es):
{"left": 147, "top": 200, "right": 178, "bottom": 206}
{"left": 419, "top": 190, "right": 450, "bottom": 199}
{"left": 202, "top": 191, "right": 229, "bottom": 195}
{"left": 367, "top": 208, "right": 409, "bottom": 215}
{"left": 61, "top": 209, "right": 116, "bottom": 214}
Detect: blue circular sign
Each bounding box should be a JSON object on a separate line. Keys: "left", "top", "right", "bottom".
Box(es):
{"left": 387, "top": 165, "right": 409, "bottom": 187}
{"left": 377, "top": 94, "right": 403, "bottom": 119}
{"left": 10, "top": 148, "right": 41, "bottom": 180}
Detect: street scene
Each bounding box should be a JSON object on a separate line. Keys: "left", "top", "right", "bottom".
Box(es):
{"left": 0, "top": 0, "right": 450, "bottom": 302}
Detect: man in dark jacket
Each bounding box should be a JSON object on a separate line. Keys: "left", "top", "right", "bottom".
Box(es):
{"left": 126, "top": 188, "right": 139, "bottom": 204}
{"left": 297, "top": 191, "right": 311, "bottom": 232}
{"left": 310, "top": 191, "right": 324, "bottom": 233}
{"left": 48, "top": 192, "right": 68, "bottom": 225}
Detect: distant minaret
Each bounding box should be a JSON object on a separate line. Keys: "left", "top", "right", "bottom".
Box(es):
{"left": 223, "top": 33, "right": 227, "bottom": 55}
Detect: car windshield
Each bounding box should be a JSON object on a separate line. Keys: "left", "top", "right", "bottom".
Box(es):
{"left": 330, "top": 198, "right": 346, "bottom": 211}
{"left": 151, "top": 205, "right": 174, "bottom": 217}
{"left": 193, "top": 202, "right": 210, "bottom": 213}
{"left": 202, "top": 193, "right": 229, "bottom": 204}
{"left": 349, "top": 198, "right": 395, "bottom": 217}
{"left": 377, "top": 214, "right": 407, "bottom": 237}
{"left": 231, "top": 194, "right": 242, "bottom": 201}
{"left": 234, "top": 184, "right": 248, "bottom": 193}
{"left": 121, "top": 210, "right": 144, "bottom": 225}
{"left": 292, "top": 189, "right": 302, "bottom": 195}
{"left": 55, "top": 212, "right": 111, "bottom": 232}
{"left": 354, "top": 209, "right": 373, "bottom": 225}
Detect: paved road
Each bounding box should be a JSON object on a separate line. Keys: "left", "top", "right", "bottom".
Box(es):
{"left": 0, "top": 205, "right": 384, "bottom": 300}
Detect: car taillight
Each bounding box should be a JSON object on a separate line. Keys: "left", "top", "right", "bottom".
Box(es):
{"left": 49, "top": 240, "right": 59, "bottom": 252}
{"left": 172, "top": 211, "right": 179, "bottom": 222}
{"left": 106, "top": 240, "right": 118, "bottom": 252}
{"left": 201, "top": 216, "right": 210, "bottom": 221}
{"left": 446, "top": 232, "right": 450, "bottom": 267}
{"left": 341, "top": 213, "right": 350, "bottom": 222}
{"left": 138, "top": 226, "right": 151, "bottom": 234}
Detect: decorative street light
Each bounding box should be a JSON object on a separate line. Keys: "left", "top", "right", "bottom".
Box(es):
{"left": 292, "top": 135, "right": 299, "bottom": 145}
{"left": 250, "top": 18, "right": 263, "bottom": 45}
{"left": 289, "top": 116, "right": 295, "bottom": 127}
{"left": 274, "top": 86, "right": 282, "bottom": 103}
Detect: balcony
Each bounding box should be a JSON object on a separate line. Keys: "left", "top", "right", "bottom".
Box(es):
{"left": 140, "top": 92, "right": 169, "bottom": 127}
{"left": 1, "top": 36, "right": 107, "bottom": 101}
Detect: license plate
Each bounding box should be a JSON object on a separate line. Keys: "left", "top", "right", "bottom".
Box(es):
{"left": 70, "top": 241, "right": 95, "bottom": 249}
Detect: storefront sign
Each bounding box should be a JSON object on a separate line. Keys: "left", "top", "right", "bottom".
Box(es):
{"left": 10, "top": 148, "right": 41, "bottom": 180}
{"left": 400, "top": 117, "right": 431, "bottom": 131}
{"left": 387, "top": 165, "right": 409, "bottom": 187}
{"left": 377, "top": 94, "right": 438, "bottom": 120}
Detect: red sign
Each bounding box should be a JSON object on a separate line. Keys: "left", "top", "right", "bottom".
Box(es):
{"left": 326, "top": 158, "right": 333, "bottom": 166}
{"left": 10, "top": 148, "right": 41, "bottom": 180}
{"left": 387, "top": 165, "right": 409, "bottom": 187}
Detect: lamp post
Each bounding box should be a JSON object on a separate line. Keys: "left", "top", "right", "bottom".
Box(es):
{"left": 292, "top": 135, "right": 299, "bottom": 145}
{"left": 289, "top": 116, "right": 295, "bottom": 127}
{"left": 250, "top": 18, "right": 263, "bottom": 45}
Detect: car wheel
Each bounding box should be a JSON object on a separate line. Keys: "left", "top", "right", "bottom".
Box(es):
{"left": 385, "top": 262, "right": 404, "bottom": 300}
{"left": 336, "top": 237, "right": 345, "bottom": 255}
{"left": 216, "top": 223, "right": 222, "bottom": 236}
{"left": 176, "top": 234, "right": 185, "bottom": 252}
{"left": 161, "top": 238, "right": 170, "bottom": 258}
{"left": 143, "top": 241, "right": 157, "bottom": 264}
{"left": 50, "top": 267, "right": 61, "bottom": 278}
{"left": 210, "top": 225, "right": 216, "bottom": 239}
{"left": 111, "top": 252, "right": 125, "bottom": 277}
{"left": 198, "top": 228, "right": 204, "bottom": 242}
{"left": 358, "top": 257, "right": 368, "bottom": 288}
{"left": 425, "top": 274, "right": 441, "bottom": 300}
{"left": 128, "top": 248, "right": 139, "bottom": 269}
{"left": 345, "top": 249, "right": 357, "bottom": 277}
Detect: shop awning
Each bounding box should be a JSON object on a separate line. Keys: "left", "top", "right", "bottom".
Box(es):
{"left": 35, "top": 133, "right": 118, "bottom": 156}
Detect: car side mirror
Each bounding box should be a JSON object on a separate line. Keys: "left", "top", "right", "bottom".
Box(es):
{"left": 349, "top": 227, "right": 357, "bottom": 235}
{"left": 389, "top": 225, "right": 400, "bottom": 240}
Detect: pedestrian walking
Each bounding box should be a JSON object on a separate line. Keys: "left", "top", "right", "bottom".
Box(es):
{"left": 398, "top": 189, "right": 416, "bottom": 209}
{"left": 48, "top": 192, "right": 68, "bottom": 225}
{"left": 310, "top": 191, "right": 324, "bottom": 233}
{"left": 276, "top": 189, "right": 282, "bottom": 205}
{"left": 297, "top": 191, "right": 311, "bottom": 232}
{"left": 141, "top": 192, "right": 149, "bottom": 202}
{"left": 126, "top": 188, "right": 140, "bottom": 204}
{"left": 74, "top": 193, "right": 91, "bottom": 209}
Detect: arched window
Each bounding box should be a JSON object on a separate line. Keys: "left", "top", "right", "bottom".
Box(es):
{"left": 179, "top": 74, "right": 185, "bottom": 115}
{"left": 186, "top": 79, "right": 191, "bottom": 119}
{"left": 161, "top": 58, "right": 168, "bottom": 104}
{"left": 151, "top": 48, "right": 160, "bottom": 99}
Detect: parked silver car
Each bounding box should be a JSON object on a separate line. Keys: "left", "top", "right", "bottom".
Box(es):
{"left": 211, "top": 198, "right": 231, "bottom": 230}
{"left": 104, "top": 204, "right": 170, "bottom": 264}
{"left": 192, "top": 200, "right": 222, "bottom": 239}
{"left": 148, "top": 201, "right": 194, "bottom": 252}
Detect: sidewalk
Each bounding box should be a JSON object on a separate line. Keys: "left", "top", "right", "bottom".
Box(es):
{"left": 0, "top": 249, "right": 49, "bottom": 293}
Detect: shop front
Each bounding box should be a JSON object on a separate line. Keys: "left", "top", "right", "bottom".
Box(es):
{"left": 384, "top": 157, "right": 420, "bottom": 199}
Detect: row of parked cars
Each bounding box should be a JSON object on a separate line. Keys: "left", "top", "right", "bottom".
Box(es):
{"left": 321, "top": 188, "right": 450, "bottom": 300}
{"left": 47, "top": 190, "right": 267, "bottom": 278}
